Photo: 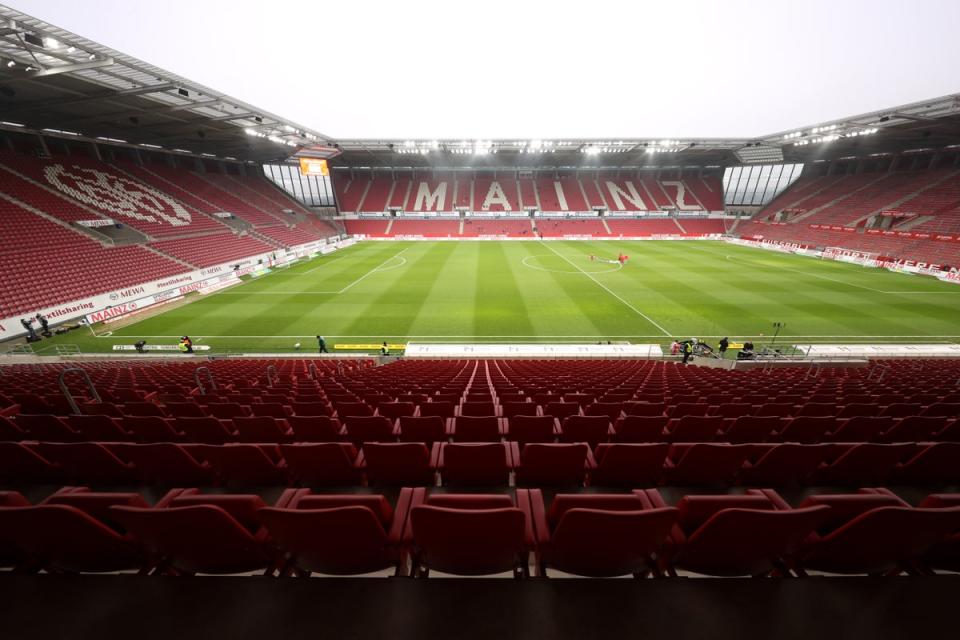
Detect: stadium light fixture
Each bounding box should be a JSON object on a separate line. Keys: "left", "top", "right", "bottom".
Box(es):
{"left": 139, "top": 143, "right": 163, "bottom": 149}
{"left": 5, "top": 60, "right": 13, "bottom": 68}
{"left": 0, "top": 121, "right": 25, "bottom": 127}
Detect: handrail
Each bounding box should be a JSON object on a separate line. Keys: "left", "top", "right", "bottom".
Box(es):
{"left": 804, "top": 362, "right": 822, "bottom": 379}
{"left": 867, "top": 363, "right": 889, "bottom": 383}
{"left": 266, "top": 365, "right": 278, "bottom": 388}
{"left": 308, "top": 362, "right": 319, "bottom": 380}
{"left": 58, "top": 367, "right": 101, "bottom": 415}
{"left": 194, "top": 366, "right": 217, "bottom": 395}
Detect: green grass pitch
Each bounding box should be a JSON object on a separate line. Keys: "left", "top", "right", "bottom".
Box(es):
{"left": 37, "top": 240, "right": 960, "bottom": 354}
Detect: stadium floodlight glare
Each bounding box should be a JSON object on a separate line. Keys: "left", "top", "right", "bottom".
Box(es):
{"left": 96, "top": 136, "right": 127, "bottom": 143}
{"left": 139, "top": 143, "right": 163, "bottom": 149}
{"left": 44, "top": 38, "right": 59, "bottom": 49}
{"left": 0, "top": 121, "right": 25, "bottom": 127}
{"left": 5, "top": 61, "right": 13, "bottom": 68}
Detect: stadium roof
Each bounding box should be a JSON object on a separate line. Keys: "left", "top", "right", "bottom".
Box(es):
{"left": 331, "top": 94, "right": 960, "bottom": 170}
{"left": 0, "top": 4, "right": 338, "bottom": 164}
{"left": 1, "top": 4, "right": 958, "bottom": 171}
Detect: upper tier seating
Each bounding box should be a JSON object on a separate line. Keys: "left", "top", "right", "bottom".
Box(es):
{"left": 0, "top": 200, "right": 184, "bottom": 317}
{"left": 335, "top": 174, "right": 724, "bottom": 213}
{"left": 0, "top": 152, "right": 226, "bottom": 238}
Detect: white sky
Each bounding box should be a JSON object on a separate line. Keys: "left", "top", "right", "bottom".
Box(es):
{"left": 9, "top": 0, "right": 960, "bottom": 140}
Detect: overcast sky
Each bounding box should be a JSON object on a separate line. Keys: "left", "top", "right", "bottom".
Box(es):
{"left": 9, "top": 0, "right": 960, "bottom": 140}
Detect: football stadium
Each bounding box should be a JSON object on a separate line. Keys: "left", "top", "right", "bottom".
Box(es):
{"left": 1, "top": 1, "right": 959, "bottom": 638}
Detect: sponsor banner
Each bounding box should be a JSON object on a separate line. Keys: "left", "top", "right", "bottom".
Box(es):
{"left": 865, "top": 229, "right": 960, "bottom": 243}
{"left": 938, "top": 271, "right": 960, "bottom": 284}
{"left": 77, "top": 219, "right": 116, "bottom": 227}
{"left": 112, "top": 344, "right": 211, "bottom": 351}
{"left": 212, "top": 212, "right": 234, "bottom": 218}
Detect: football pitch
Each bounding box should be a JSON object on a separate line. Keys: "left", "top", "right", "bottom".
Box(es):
{"left": 39, "top": 240, "right": 960, "bottom": 355}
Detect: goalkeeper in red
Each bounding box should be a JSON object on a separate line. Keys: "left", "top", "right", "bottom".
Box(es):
{"left": 618, "top": 252, "right": 629, "bottom": 265}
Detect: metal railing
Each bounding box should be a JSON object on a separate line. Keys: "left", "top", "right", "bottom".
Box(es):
{"left": 58, "top": 367, "right": 100, "bottom": 415}
{"left": 867, "top": 363, "right": 890, "bottom": 383}
{"left": 194, "top": 366, "right": 217, "bottom": 395}
{"left": 308, "top": 362, "right": 319, "bottom": 380}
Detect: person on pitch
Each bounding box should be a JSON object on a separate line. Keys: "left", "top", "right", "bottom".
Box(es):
{"left": 719, "top": 337, "right": 730, "bottom": 359}
{"left": 618, "top": 252, "right": 628, "bottom": 265}
{"left": 316, "top": 335, "right": 329, "bottom": 354}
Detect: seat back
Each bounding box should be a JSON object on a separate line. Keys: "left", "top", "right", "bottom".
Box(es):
{"left": 257, "top": 506, "right": 394, "bottom": 575}
{"left": 362, "top": 442, "right": 433, "bottom": 485}
{"left": 281, "top": 443, "right": 361, "bottom": 486}
{"left": 453, "top": 416, "right": 501, "bottom": 442}
{"left": 547, "top": 507, "right": 678, "bottom": 577}
{"left": 516, "top": 443, "right": 588, "bottom": 486}
{"left": 561, "top": 415, "right": 610, "bottom": 447}
{"left": 591, "top": 443, "right": 669, "bottom": 486}
{"left": 287, "top": 416, "right": 341, "bottom": 442}
{"left": 677, "top": 506, "right": 831, "bottom": 576}
{"left": 342, "top": 416, "right": 394, "bottom": 445}
{"left": 110, "top": 505, "right": 269, "bottom": 574}
{"left": 175, "top": 417, "right": 235, "bottom": 444}
{"left": 739, "top": 443, "right": 830, "bottom": 486}
{"left": 410, "top": 506, "right": 526, "bottom": 575}
{"left": 398, "top": 416, "right": 447, "bottom": 444}
{"left": 441, "top": 443, "right": 510, "bottom": 486}
{"left": 614, "top": 415, "right": 667, "bottom": 443}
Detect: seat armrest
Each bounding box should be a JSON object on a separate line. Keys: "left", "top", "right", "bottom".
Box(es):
{"left": 515, "top": 488, "right": 541, "bottom": 549}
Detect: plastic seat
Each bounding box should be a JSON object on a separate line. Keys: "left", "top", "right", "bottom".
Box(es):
{"left": 0, "top": 505, "right": 144, "bottom": 573}
{"left": 397, "top": 415, "right": 449, "bottom": 444}
{"left": 668, "top": 403, "right": 709, "bottom": 419}
{"left": 514, "top": 443, "right": 590, "bottom": 486}
{"left": 287, "top": 416, "right": 342, "bottom": 442}
{"left": 836, "top": 403, "right": 880, "bottom": 419}
{"left": 110, "top": 502, "right": 275, "bottom": 575}
{"left": 722, "top": 415, "right": 779, "bottom": 444}
{"left": 543, "top": 401, "right": 581, "bottom": 420}
{"left": 409, "top": 493, "right": 531, "bottom": 577}
{"left": 362, "top": 442, "right": 434, "bottom": 485}
{"left": 665, "top": 416, "right": 724, "bottom": 442}
{"left": 459, "top": 401, "right": 498, "bottom": 417}
{"left": 438, "top": 443, "right": 511, "bottom": 486}
{"left": 921, "top": 402, "right": 960, "bottom": 418}
{"left": 590, "top": 443, "right": 668, "bottom": 487}
{"left": 737, "top": 444, "right": 831, "bottom": 486}
{"left": 333, "top": 401, "right": 373, "bottom": 418}
{"left": 713, "top": 403, "right": 753, "bottom": 419}
{"left": 917, "top": 494, "right": 960, "bottom": 572}
{"left": 533, "top": 492, "right": 677, "bottom": 577}
{"left": 452, "top": 416, "right": 503, "bottom": 442}
{"left": 775, "top": 417, "right": 838, "bottom": 444}
{"left": 258, "top": 490, "right": 413, "bottom": 576}
{"left": 505, "top": 415, "right": 557, "bottom": 444}
{"left": 37, "top": 442, "right": 138, "bottom": 484}
{"left": 250, "top": 403, "right": 290, "bottom": 419}
{"left": 173, "top": 416, "right": 237, "bottom": 444}
{"left": 377, "top": 402, "right": 416, "bottom": 420}
{"left": 796, "top": 503, "right": 960, "bottom": 575}
{"left": 621, "top": 402, "right": 666, "bottom": 417}
{"left": 501, "top": 401, "right": 541, "bottom": 419}
{"left": 878, "top": 416, "right": 947, "bottom": 443}
{"left": 203, "top": 444, "right": 288, "bottom": 487}
{"left": 585, "top": 402, "right": 624, "bottom": 420}
{"left": 664, "top": 444, "right": 753, "bottom": 485}
{"left": 613, "top": 415, "right": 668, "bottom": 443}
{"left": 206, "top": 403, "right": 249, "bottom": 419}
{"left": 15, "top": 414, "right": 81, "bottom": 442}
{"left": 895, "top": 443, "right": 960, "bottom": 484}
{"left": 665, "top": 496, "right": 830, "bottom": 577}
{"left": 754, "top": 403, "right": 794, "bottom": 418}
{"left": 122, "top": 402, "right": 167, "bottom": 418}
{"left": 0, "top": 442, "right": 60, "bottom": 483}
{"left": 560, "top": 415, "right": 612, "bottom": 448}
{"left": 342, "top": 415, "right": 395, "bottom": 445}
{"left": 110, "top": 443, "right": 215, "bottom": 485}
{"left": 233, "top": 416, "right": 292, "bottom": 443}
{"left": 419, "top": 401, "right": 455, "bottom": 419}
{"left": 796, "top": 403, "right": 837, "bottom": 418}
{"left": 289, "top": 401, "right": 332, "bottom": 417}
{"left": 879, "top": 403, "right": 923, "bottom": 418}
{"left": 825, "top": 416, "right": 893, "bottom": 442}
{"left": 808, "top": 443, "right": 914, "bottom": 485}
{"left": 67, "top": 414, "right": 135, "bottom": 442}
{"left": 281, "top": 443, "right": 362, "bottom": 486}
{"left": 164, "top": 402, "right": 207, "bottom": 418}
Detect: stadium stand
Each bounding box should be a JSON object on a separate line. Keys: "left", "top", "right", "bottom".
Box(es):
{"left": 332, "top": 172, "right": 724, "bottom": 213}
{"left": 2, "top": 358, "right": 960, "bottom": 579}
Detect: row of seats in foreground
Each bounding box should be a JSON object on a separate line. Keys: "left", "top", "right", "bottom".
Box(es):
{"left": 1, "top": 486, "right": 958, "bottom": 578}
{"left": 6, "top": 412, "right": 959, "bottom": 445}
{"left": 2, "top": 441, "right": 958, "bottom": 487}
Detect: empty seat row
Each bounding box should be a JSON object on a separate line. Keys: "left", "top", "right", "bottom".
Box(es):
{"left": 2, "top": 486, "right": 958, "bottom": 578}
{"left": 2, "top": 441, "right": 958, "bottom": 488}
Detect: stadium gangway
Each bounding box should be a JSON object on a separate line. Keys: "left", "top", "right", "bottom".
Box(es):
{"left": 194, "top": 366, "right": 218, "bottom": 395}
{"left": 58, "top": 367, "right": 101, "bottom": 415}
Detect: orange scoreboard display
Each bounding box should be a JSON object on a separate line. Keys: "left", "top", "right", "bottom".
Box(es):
{"left": 299, "top": 158, "right": 329, "bottom": 176}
